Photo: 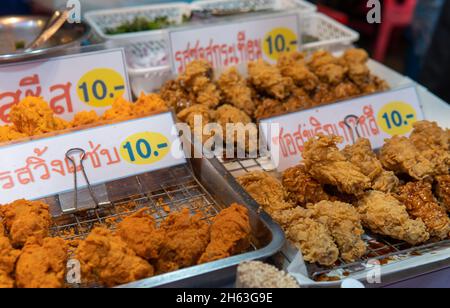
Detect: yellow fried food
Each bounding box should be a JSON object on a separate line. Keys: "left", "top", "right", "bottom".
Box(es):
{"left": 0, "top": 125, "right": 27, "bottom": 143}
{"left": 199, "top": 204, "right": 251, "bottom": 264}
{"left": 309, "top": 201, "right": 366, "bottom": 263}
{"left": 10, "top": 96, "right": 63, "bottom": 136}
{"left": 101, "top": 96, "right": 134, "bottom": 121}
{"left": 71, "top": 110, "right": 100, "bottom": 128}
{"left": 133, "top": 93, "right": 168, "bottom": 117}
{"left": 248, "top": 59, "right": 293, "bottom": 100}
{"left": 0, "top": 236, "right": 21, "bottom": 288}
{"left": 76, "top": 227, "right": 154, "bottom": 287}
{"left": 156, "top": 209, "right": 210, "bottom": 274}
{"left": 436, "top": 175, "right": 450, "bottom": 212}
{"left": 357, "top": 191, "right": 430, "bottom": 245}
{"left": 117, "top": 209, "right": 164, "bottom": 261}
{"left": 15, "top": 237, "right": 67, "bottom": 288}
{"left": 0, "top": 199, "right": 51, "bottom": 248}
{"left": 218, "top": 67, "right": 255, "bottom": 117}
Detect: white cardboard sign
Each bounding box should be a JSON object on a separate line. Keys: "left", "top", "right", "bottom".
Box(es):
{"left": 0, "top": 112, "right": 185, "bottom": 203}
{"left": 168, "top": 13, "right": 300, "bottom": 74}
{"left": 0, "top": 49, "right": 131, "bottom": 125}
{"left": 260, "top": 86, "right": 424, "bottom": 172}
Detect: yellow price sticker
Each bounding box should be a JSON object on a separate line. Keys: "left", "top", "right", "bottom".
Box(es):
{"left": 263, "top": 27, "right": 299, "bottom": 61}
{"left": 77, "top": 68, "right": 126, "bottom": 108}
{"left": 377, "top": 101, "right": 418, "bottom": 136}
{"left": 120, "top": 132, "right": 170, "bottom": 165}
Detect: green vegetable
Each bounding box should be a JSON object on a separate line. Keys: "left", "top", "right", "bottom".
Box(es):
{"left": 105, "top": 16, "right": 175, "bottom": 35}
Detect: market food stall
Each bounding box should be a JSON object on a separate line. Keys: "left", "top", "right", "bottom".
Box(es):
{"left": 0, "top": 0, "right": 448, "bottom": 289}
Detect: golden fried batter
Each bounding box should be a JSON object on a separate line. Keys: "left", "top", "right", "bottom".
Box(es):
{"left": 76, "top": 227, "right": 154, "bottom": 287}
{"left": 199, "top": 204, "right": 251, "bottom": 264}
{"left": 396, "top": 182, "right": 450, "bottom": 240}
{"left": 0, "top": 125, "right": 27, "bottom": 143}
{"left": 380, "top": 136, "right": 435, "bottom": 180}
{"left": 282, "top": 165, "right": 330, "bottom": 207}
{"left": 0, "top": 236, "right": 20, "bottom": 288}
{"left": 248, "top": 59, "right": 293, "bottom": 100}
{"left": 254, "top": 98, "right": 287, "bottom": 121}
{"left": 332, "top": 82, "right": 361, "bottom": 100}
{"left": 410, "top": 121, "right": 450, "bottom": 175}
{"left": 357, "top": 191, "right": 430, "bottom": 245}
{"left": 303, "top": 135, "right": 371, "bottom": 195}
{"left": 237, "top": 171, "right": 294, "bottom": 216}
{"left": 10, "top": 96, "right": 68, "bottom": 136}
{"left": 156, "top": 209, "right": 210, "bottom": 274}
{"left": 133, "top": 93, "right": 168, "bottom": 117}
{"left": 342, "top": 138, "right": 399, "bottom": 192}
{"left": 218, "top": 67, "right": 255, "bottom": 117}
{"left": 309, "top": 201, "right": 366, "bottom": 262}
{"left": 160, "top": 79, "right": 194, "bottom": 112}
{"left": 0, "top": 199, "right": 51, "bottom": 248}
{"left": 277, "top": 52, "right": 319, "bottom": 91}
{"left": 436, "top": 175, "right": 450, "bottom": 212}
{"left": 286, "top": 216, "right": 339, "bottom": 267}
{"left": 315, "top": 63, "right": 348, "bottom": 85}
{"left": 71, "top": 110, "right": 100, "bottom": 128}
{"left": 117, "top": 209, "right": 164, "bottom": 261}
{"left": 178, "top": 60, "right": 221, "bottom": 109}
{"left": 307, "top": 50, "right": 338, "bottom": 72}
{"left": 102, "top": 96, "right": 135, "bottom": 121}
{"left": 15, "top": 237, "right": 67, "bottom": 288}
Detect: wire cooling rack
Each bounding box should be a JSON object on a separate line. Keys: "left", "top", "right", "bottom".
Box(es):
{"left": 218, "top": 155, "right": 450, "bottom": 281}
{"left": 48, "top": 165, "right": 222, "bottom": 241}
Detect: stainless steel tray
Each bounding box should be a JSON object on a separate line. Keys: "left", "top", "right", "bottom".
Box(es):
{"left": 218, "top": 155, "right": 450, "bottom": 287}
{"left": 40, "top": 157, "right": 284, "bottom": 288}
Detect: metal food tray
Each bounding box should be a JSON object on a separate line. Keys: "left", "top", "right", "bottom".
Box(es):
{"left": 218, "top": 155, "right": 450, "bottom": 287}
{"left": 40, "top": 157, "right": 284, "bottom": 288}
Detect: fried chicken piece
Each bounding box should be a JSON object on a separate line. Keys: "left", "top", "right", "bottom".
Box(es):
{"left": 102, "top": 96, "right": 134, "bottom": 121}
{"left": 10, "top": 96, "right": 64, "bottom": 136}
{"left": 380, "top": 136, "right": 435, "bottom": 180}
{"left": 0, "top": 125, "right": 27, "bottom": 143}
{"left": 396, "top": 182, "right": 450, "bottom": 240}
{"left": 160, "top": 80, "right": 194, "bottom": 112}
{"left": 133, "top": 93, "right": 168, "bottom": 117}
{"left": 76, "top": 227, "right": 153, "bottom": 287}
{"left": 315, "top": 63, "right": 348, "bottom": 85}
{"left": 360, "top": 75, "right": 390, "bottom": 94}
{"left": 215, "top": 104, "right": 257, "bottom": 151}
{"left": 237, "top": 171, "right": 294, "bottom": 216}
{"left": 284, "top": 87, "right": 315, "bottom": 111}
{"left": 177, "top": 104, "right": 212, "bottom": 131}
{"left": 332, "top": 82, "right": 361, "bottom": 101}
{"left": 303, "top": 135, "right": 371, "bottom": 195}
{"left": 356, "top": 191, "right": 430, "bottom": 245}
{"left": 342, "top": 138, "right": 399, "bottom": 192}
{"left": 0, "top": 199, "right": 51, "bottom": 248}
{"left": 71, "top": 110, "right": 100, "bottom": 128}
{"left": 254, "top": 99, "right": 286, "bottom": 120}
{"left": 277, "top": 52, "right": 319, "bottom": 91}
{"left": 282, "top": 165, "right": 330, "bottom": 207}
{"left": 309, "top": 201, "right": 366, "bottom": 262}
{"left": 307, "top": 50, "right": 338, "bottom": 72}
{"left": 156, "top": 209, "right": 210, "bottom": 274}
{"left": 15, "top": 237, "right": 67, "bottom": 288}
{"left": 117, "top": 209, "right": 164, "bottom": 261}
{"left": 341, "top": 48, "right": 369, "bottom": 64}
{"left": 178, "top": 60, "right": 221, "bottom": 109}
{"left": 248, "top": 59, "right": 293, "bottom": 100}
{"left": 339, "top": 49, "right": 371, "bottom": 86}
{"left": 435, "top": 175, "right": 450, "bottom": 211}
{"left": 286, "top": 216, "right": 339, "bottom": 266}
{"left": 218, "top": 67, "right": 255, "bottom": 117}
{"left": 0, "top": 236, "right": 20, "bottom": 288}
{"left": 410, "top": 121, "right": 450, "bottom": 175}
{"left": 199, "top": 204, "right": 251, "bottom": 264}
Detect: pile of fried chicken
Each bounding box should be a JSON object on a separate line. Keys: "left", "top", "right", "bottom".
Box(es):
{"left": 160, "top": 49, "right": 389, "bottom": 139}
{"left": 0, "top": 201, "right": 251, "bottom": 288}
{"left": 0, "top": 93, "right": 169, "bottom": 144}
{"left": 238, "top": 121, "right": 450, "bottom": 266}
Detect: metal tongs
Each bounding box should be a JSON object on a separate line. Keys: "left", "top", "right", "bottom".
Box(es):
{"left": 25, "top": 7, "right": 71, "bottom": 52}
{"left": 65, "top": 148, "right": 111, "bottom": 213}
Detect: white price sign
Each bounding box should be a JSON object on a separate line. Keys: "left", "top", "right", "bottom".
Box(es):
{"left": 0, "top": 49, "right": 131, "bottom": 125}
{"left": 0, "top": 112, "right": 185, "bottom": 203}
{"left": 260, "top": 86, "right": 424, "bottom": 172}
{"left": 168, "top": 13, "right": 300, "bottom": 74}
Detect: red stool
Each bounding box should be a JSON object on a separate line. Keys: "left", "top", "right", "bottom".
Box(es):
{"left": 374, "top": 0, "right": 417, "bottom": 62}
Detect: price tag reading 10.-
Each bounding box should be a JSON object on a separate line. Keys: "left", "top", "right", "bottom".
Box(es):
{"left": 169, "top": 13, "right": 301, "bottom": 73}
{"left": 0, "top": 49, "right": 131, "bottom": 125}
